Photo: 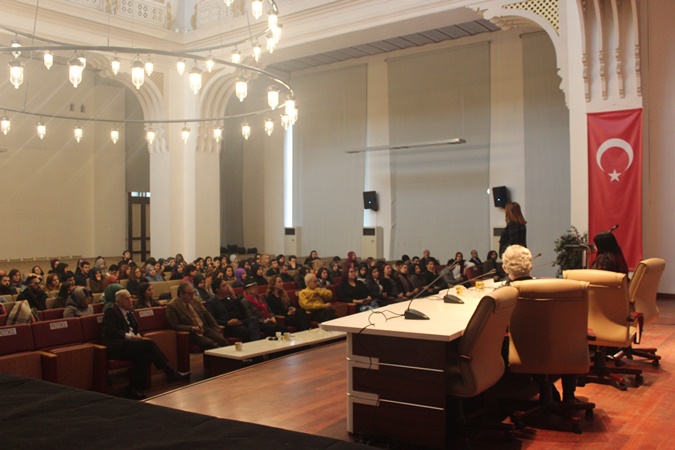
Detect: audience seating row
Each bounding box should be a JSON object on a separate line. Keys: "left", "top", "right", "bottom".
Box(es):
{"left": 0, "top": 306, "right": 190, "bottom": 392}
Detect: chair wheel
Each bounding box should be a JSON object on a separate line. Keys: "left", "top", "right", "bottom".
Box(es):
{"left": 635, "top": 374, "right": 644, "bottom": 386}
{"left": 585, "top": 409, "right": 594, "bottom": 420}
{"left": 618, "top": 383, "right": 628, "bottom": 391}
{"left": 653, "top": 360, "right": 661, "bottom": 367}
{"left": 572, "top": 423, "right": 582, "bottom": 434}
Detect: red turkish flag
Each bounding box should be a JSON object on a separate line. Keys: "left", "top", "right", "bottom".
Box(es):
{"left": 588, "top": 109, "right": 642, "bottom": 270}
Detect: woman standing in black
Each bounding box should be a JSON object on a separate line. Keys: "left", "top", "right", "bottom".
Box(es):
{"left": 499, "top": 202, "right": 527, "bottom": 256}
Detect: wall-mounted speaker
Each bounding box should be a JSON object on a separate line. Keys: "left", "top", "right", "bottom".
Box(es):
{"left": 492, "top": 186, "right": 509, "bottom": 208}
{"left": 363, "top": 191, "right": 378, "bottom": 211}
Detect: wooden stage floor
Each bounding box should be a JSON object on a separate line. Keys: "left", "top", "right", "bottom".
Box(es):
{"left": 147, "top": 299, "right": 675, "bottom": 449}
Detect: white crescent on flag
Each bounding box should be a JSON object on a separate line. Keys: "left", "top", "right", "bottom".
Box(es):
{"left": 595, "top": 138, "right": 634, "bottom": 181}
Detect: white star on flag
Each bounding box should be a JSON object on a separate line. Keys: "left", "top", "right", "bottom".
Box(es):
{"left": 609, "top": 170, "right": 621, "bottom": 181}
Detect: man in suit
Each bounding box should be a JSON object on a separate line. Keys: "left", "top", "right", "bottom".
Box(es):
{"left": 166, "top": 282, "right": 229, "bottom": 350}
{"left": 205, "top": 279, "right": 260, "bottom": 342}
{"left": 102, "top": 289, "right": 190, "bottom": 400}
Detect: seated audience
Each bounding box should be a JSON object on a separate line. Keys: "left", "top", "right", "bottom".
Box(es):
{"left": 194, "top": 274, "right": 212, "bottom": 301}
{"left": 278, "top": 264, "right": 294, "bottom": 283}
{"left": 88, "top": 268, "right": 105, "bottom": 294}
{"left": 364, "top": 265, "right": 390, "bottom": 305}
{"left": 483, "top": 250, "right": 507, "bottom": 281}
{"left": 74, "top": 260, "right": 90, "bottom": 287}
{"left": 64, "top": 287, "right": 94, "bottom": 318}
{"left": 182, "top": 264, "right": 198, "bottom": 285}
{"left": 591, "top": 230, "right": 629, "bottom": 276}
{"left": 43, "top": 273, "right": 61, "bottom": 293}
{"left": 135, "top": 283, "right": 160, "bottom": 309}
{"left": 223, "top": 265, "right": 236, "bottom": 283}
{"left": 126, "top": 265, "right": 143, "bottom": 297}
{"left": 295, "top": 266, "right": 310, "bottom": 289}
{"left": 316, "top": 267, "right": 332, "bottom": 287}
{"left": 265, "top": 276, "right": 309, "bottom": 331}
{"left": 249, "top": 263, "right": 268, "bottom": 286}
{"left": 233, "top": 267, "right": 247, "bottom": 288}
{"left": 102, "top": 283, "right": 126, "bottom": 313}
{"left": 421, "top": 260, "right": 444, "bottom": 295}
{"left": 0, "top": 274, "right": 19, "bottom": 296}
{"left": 394, "top": 262, "right": 419, "bottom": 299}
{"left": 166, "top": 282, "right": 229, "bottom": 350}
{"left": 328, "top": 261, "right": 342, "bottom": 280}
{"left": 298, "top": 273, "right": 336, "bottom": 323}
{"left": 145, "top": 264, "right": 164, "bottom": 282}
{"left": 241, "top": 281, "right": 286, "bottom": 337}
{"left": 469, "top": 249, "right": 482, "bottom": 266}
{"left": 53, "top": 281, "right": 75, "bottom": 309}
{"left": 17, "top": 274, "right": 48, "bottom": 311}
{"left": 380, "top": 263, "right": 404, "bottom": 302}
{"left": 102, "top": 289, "right": 189, "bottom": 400}
{"left": 31, "top": 265, "right": 44, "bottom": 277}
{"left": 445, "top": 252, "right": 474, "bottom": 287}
{"left": 206, "top": 279, "right": 260, "bottom": 342}
{"left": 338, "top": 267, "right": 378, "bottom": 312}
{"left": 265, "top": 259, "right": 280, "bottom": 277}
{"left": 8, "top": 269, "right": 23, "bottom": 292}
{"left": 304, "top": 250, "right": 320, "bottom": 266}
{"left": 287, "top": 255, "right": 299, "bottom": 270}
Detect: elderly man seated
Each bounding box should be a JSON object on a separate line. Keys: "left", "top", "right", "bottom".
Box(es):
{"left": 298, "top": 273, "right": 336, "bottom": 323}
{"left": 166, "top": 282, "right": 229, "bottom": 350}
{"left": 102, "top": 289, "right": 190, "bottom": 400}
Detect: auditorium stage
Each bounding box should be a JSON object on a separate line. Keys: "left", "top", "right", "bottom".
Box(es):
{"left": 147, "top": 341, "right": 351, "bottom": 442}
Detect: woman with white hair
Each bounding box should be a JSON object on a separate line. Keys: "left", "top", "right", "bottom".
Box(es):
{"left": 501, "top": 245, "right": 533, "bottom": 283}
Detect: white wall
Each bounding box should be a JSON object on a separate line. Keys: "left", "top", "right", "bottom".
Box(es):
{"left": 0, "top": 56, "right": 125, "bottom": 259}
{"left": 642, "top": 0, "right": 675, "bottom": 293}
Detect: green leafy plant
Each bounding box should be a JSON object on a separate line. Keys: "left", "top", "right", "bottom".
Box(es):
{"left": 553, "top": 226, "right": 589, "bottom": 277}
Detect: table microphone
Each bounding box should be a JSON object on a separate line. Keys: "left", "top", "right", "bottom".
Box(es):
{"left": 404, "top": 263, "right": 455, "bottom": 320}
{"left": 443, "top": 269, "right": 496, "bottom": 304}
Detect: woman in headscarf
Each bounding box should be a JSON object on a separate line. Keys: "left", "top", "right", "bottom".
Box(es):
{"left": 233, "top": 268, "right": 247, "bottom": 288}
{"left": 88, "top": 267, "right": 105, "bottom": 293}
{"left": 170, "top": 262, "right": 185, "bottom": 280}
{"left": 102, "top": 283, "right": 125, "bottom": 313}
{"left": 145, "top": 264, "right": 164, "bottom": 282}
{"left": 63, "top": 287, "right": 94, "bottom": 318}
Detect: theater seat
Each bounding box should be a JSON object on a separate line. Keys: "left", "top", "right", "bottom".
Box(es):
{"left": 136, "top": 307, "right": 190, "bottom": 373}
{"left": 31, "top": 318, "right": 106, "bottom": 392}
{"left": 0, "top": 324, "right": 57, "bottom": 382}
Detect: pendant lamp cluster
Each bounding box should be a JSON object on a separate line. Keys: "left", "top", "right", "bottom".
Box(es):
{"left": 1, "top": 0, "right": 297, "bottom": 145}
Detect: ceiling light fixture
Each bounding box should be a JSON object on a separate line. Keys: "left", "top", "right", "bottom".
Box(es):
{"left": 0, "top": 0, "right": 295, "bottom": 143}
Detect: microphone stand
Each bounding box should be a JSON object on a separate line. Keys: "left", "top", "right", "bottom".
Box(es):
{"left": 404, "top": 263, "right": 455, "bottom": 320}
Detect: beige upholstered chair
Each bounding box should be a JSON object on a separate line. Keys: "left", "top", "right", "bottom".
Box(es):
{"left": 624, "top": 258, "right": 666, "bottom": 366}
{"left": 508, "top": 279, "right": 595, "bottom": 433}
{"left": 445, "top": 286, "right": 518, "bottom": 440}
{"left": 564, "top": 269, "right": 643, "bottom": 389}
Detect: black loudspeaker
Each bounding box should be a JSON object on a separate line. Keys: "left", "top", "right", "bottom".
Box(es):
{"left": 492, "top": 186, "right": 509, "bottom": 208}
{"left": 363, "top": 191, "right": 379, "bottom": 211}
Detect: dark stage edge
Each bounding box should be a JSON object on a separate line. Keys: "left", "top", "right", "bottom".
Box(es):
{"left": 0, "top": 373, "right": 366, "bottom": 449}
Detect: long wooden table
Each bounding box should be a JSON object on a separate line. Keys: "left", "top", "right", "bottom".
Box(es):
{"left": 321, "top": 286, "right": 496, "bottom": 448}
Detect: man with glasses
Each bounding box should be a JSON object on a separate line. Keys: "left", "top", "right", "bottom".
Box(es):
{"left": 17, "top": 274, "right": 48, "bottom": 311}
{"left": 298, "top": 273, "right": 336, "bottom": 323}
{"left": 166, "top": 282, "right": 229, "bottom": 350}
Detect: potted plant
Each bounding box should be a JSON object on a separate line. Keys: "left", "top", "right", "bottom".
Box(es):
{"left": 553, "top": 226, "right": 589, "bottom": 277}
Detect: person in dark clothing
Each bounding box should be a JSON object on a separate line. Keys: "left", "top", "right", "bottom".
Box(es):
{"left": 499, "top": 202, "right": 527, "bottom": 256}
{"left": 206, "top": 279, "right": 260, "bottom": 342}
{"left": 17, "top": 274, "right": 48, "bottom": 311}
{"left": 102, "top": 289, "right": 189, "bottom": 400}
{"left": 265, "top": 276, "right": 309, "bottom": 331}
{"left": 73, "top": 260, "right": 91, "bottom": 287}
{"left": 591, "top": 231, "right": 629, "bottom": 275}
